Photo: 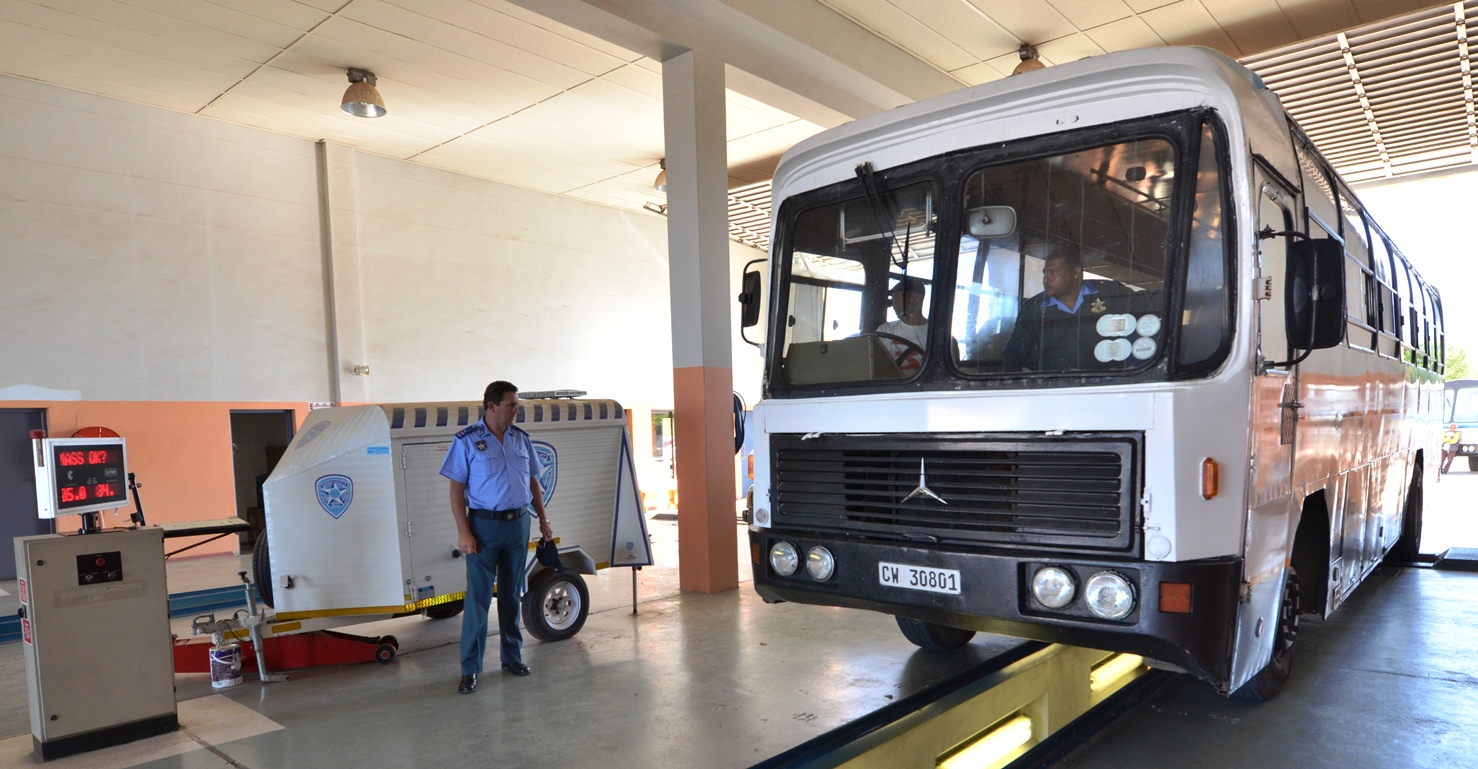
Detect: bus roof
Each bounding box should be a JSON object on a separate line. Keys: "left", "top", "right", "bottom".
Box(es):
{"left": 772, "top": 46, "right": 1294, "bottom": 206}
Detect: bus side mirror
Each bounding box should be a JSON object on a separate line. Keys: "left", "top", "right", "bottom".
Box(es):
{"left": 1286, "top": 238, "right": 1345, "bottom": 350}
{"left": 739, "top": 269, "right": 763, "bottom": 328}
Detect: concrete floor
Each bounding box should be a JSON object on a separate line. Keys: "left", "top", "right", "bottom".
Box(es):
{"left": 1, "top": 471, "right": 1475, "bottom": 769}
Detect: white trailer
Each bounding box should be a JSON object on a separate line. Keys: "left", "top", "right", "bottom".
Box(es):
{"left": 256, "top": 396, "right": 650, "bottom": 642}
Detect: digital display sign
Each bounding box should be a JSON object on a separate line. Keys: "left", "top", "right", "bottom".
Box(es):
{"left": 52, "top": 443, "right": 127, "bottom": 511}
{"left": 34, "top": 438, "right": 129, "bottom": 519}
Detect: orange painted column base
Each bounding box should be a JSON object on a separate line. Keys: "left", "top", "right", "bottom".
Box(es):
{"left": 672, "top": 366, "right": 739, "bottom": 593}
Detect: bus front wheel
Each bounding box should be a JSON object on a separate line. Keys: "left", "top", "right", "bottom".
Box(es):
{"left": 1468, "top": 456, "right": 1477, "bottom": 473}
{"left": 1235, "top": 568, "right": 1301, "bottom": 701}
{"left": 896, "top": 616, "right": 975, "bottom": 650}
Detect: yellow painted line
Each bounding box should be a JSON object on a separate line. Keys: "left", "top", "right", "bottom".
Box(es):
{"left": 269, "top": 621, "right": 302, "bottom": 634}
{"left": 273, "top": 605, "right": 409, "bottom": 621}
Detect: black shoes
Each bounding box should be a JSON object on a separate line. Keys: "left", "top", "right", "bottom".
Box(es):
{"left": 501, "top": 662, "right": 531, "bottom": 677}
{"left": 459, "top": 664, "right": 527, "bottom": 690}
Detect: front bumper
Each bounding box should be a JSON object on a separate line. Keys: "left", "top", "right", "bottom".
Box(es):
{"left": 750, "top": 528, "right": 1240, "bottom": 686}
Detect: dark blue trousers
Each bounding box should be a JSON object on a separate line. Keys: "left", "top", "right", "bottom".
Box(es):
{"left": 460, "top": 513, "right": 530, "bottom": 675}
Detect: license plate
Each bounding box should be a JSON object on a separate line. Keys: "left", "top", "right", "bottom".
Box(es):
{"left": 879, "top": 562, "right": 961, "bottom": 595}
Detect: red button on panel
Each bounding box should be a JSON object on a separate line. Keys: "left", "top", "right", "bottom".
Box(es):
{"left": 95, "top": 557, "right": 106, "bottom": 567}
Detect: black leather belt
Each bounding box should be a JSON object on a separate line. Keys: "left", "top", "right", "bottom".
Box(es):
{"left": 469, "top": 507, "right": 524, "bottom": 522}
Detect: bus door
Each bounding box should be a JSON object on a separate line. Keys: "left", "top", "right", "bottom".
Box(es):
{"left": 1233, "top": 167, "right": 1306, "bottom": 689}
{"left": 1250, "top": 172, "right": 1299, "bottom": 508}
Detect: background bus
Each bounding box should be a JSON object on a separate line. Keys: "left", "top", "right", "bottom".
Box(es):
{"left": 741, "top": 46, "right": 1442, "bottom": 701}
{"left": 1444, "top": 379, "right": 1478, "bottom": 471}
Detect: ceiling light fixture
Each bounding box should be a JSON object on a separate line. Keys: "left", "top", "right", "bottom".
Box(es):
{"left": 653, "top": 158, "right": 667, "bottom": 193}
{"left": 341, "top": 68, "right": 386, "bottom": 118}
{"left": 1011, "top": 44, "right": 1045, "bottom": 76}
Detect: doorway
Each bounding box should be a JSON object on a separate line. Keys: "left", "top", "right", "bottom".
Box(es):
{"left": 650, "top": 410, "right": 676, "bottom": 518}
{"left": 1, "top": 410, "right": 50, "bottom": 580}
{"left": 230, "top": 411, "right": 296, "bottom": 551}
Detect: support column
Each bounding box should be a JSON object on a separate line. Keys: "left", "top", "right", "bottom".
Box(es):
{"left": 663, "top": 49, "right": 737, "bottom": 593}
{"left": 315, "top": 141, "right": 368, "bottom": 405}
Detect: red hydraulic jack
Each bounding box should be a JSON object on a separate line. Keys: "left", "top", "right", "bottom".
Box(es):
{"left": 173, "top": 571, "right": 398, "bottom": 678}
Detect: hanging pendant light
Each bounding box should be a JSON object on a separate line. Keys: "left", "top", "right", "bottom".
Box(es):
{"left": 1011, "top": 45, "right": 1045, "bottom": 76}
{"left": 341, "top": 68, "right": 386, "bottom": 118}
{"left": 653, "top": 158, "right": 668, "bottom": 193}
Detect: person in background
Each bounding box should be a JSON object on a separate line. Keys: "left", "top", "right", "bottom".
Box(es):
{"left": 1440, "top": 423, "right": 1460, "bottom": 475}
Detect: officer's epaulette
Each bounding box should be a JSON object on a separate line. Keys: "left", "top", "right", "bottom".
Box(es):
{"left": 508, "top": 424, "right": 529, "bottom": 438}
{"left": 454, "top": 424, "right": 481, "bottom": 439}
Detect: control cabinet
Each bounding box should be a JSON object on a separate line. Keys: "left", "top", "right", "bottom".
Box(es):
{"left": 14, "top": 528, "right": 178, "bottom": 760}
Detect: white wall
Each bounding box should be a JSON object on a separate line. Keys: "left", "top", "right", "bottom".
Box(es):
{"left": 0, "top": 75, "right": 328, "bottom": 401}
{"left": 351, "top": 154, "right": 675, "bottom": 407}
{"left": 0, "top": 73, "right": 769, "bottom": 418}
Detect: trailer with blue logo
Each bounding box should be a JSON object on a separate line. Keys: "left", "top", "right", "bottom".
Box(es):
{"left": 177, "top": 395, "right": 652, "bottom": 676}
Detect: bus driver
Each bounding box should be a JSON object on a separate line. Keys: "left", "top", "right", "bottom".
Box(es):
{"left": 875, "top": 275, "right": 929, "bottom": 372}
{"left": 1002, "top": 242, "right": 1141, "bottom": 372}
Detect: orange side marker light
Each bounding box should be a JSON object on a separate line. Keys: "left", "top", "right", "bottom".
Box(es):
{"left": 1200, "top": 458, "right": 1219, "bottom": 500}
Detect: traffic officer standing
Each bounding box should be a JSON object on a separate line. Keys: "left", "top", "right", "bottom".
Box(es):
{"left": 441, "top": 380, "right": 554, "bottom": 694}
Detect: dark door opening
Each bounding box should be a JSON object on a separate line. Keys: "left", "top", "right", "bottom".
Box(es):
{"left": 230, "top": 411, "right": 295, "bottom": 552}
{"left": 1, "top": 409, "right": 51, "bottom": 580}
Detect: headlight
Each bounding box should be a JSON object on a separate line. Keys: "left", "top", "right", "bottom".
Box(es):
{"left": 769, "top": 541, "right": 799, "bottom": 577}
{"left": 805, "top": 547, "right": 835, "bottom": 581}
{"left": 1030, "top": 566, "right": 1076, "bottom": 609}
{"left": 1084, "top": 571, "right": 1136, "bottom": 620}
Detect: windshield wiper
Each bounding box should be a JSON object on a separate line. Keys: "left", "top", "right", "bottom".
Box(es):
{"left": 854, "top": 162, "right": 909, "bottom": 271}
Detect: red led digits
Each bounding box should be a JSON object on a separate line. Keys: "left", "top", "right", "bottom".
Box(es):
{"left": 87, "top": 450, "right": 110, "bottom": 464}
{"left": 94, "top": 483, "right": 116, "bottom": 498}
{"left": 59, "top": 451, "right": 86, "bottom": 466}
{"left": 60, "top": 486, "right": 88, "bottom": 503}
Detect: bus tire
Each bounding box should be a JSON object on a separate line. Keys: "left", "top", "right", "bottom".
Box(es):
{"left": 522, "top": 571, "right": 589, "bottom": 643}
{"left": 1234, "top": 568, "right": 1300, "bottom": 701}
{"left": 252, "top": 536, "right": 273, "bottom": 609}
{"left": 1384, "top": 465, "right": 1423, "bottom": 566}
{"left": 1468, "top": 456, "right": 1477, "bottom": 473}
{"left": 896, "top": 616, "right": 975, "bottom": 650}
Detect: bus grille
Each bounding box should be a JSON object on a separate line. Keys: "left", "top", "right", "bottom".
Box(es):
{"left": 770, "top": 434, "right": 1140, "bottom": 552}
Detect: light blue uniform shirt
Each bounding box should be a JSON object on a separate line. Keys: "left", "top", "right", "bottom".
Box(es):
{"left": 439, "top": 420, "right": 542, "bottom": 511}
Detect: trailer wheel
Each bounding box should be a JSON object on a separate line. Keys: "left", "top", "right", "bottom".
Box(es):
{"left": 896, "top": 616, "right": 975, "bottom": 650}
{"left": 424, "top": 600, "right": 464, "bottom": 620}
{"left": 253, "top": 536, "right": 273, "bottom": 608}
{"left": 522, "top": 571, "right": 589, "bottom": 643}
{"left": 374, "top": 641, "right": 397, "bottom": 664}
{"left": 1235, "top": 568, "right": 1301, "bottom": 701}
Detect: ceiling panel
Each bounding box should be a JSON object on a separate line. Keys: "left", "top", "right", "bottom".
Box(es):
{"left": 1047, "top": 0, "right": 1135, "bottom": 31}
{"left": 0, "top": 0, "right": 1468, "bottom": 253}
{"left": 1085, "top": 16, "right": 1167, "bottom": 53}
{"left": 819, "top": 0, "right": 978, "bottom": 73}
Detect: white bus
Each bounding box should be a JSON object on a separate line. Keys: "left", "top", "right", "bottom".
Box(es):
{"left": 741, "top": 47, "right": 1444, "bottom": 699}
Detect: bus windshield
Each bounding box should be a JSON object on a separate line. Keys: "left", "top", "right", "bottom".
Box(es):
{"left": 773, "top": 114, "right": 1230, "bottom": 390}
{"left": 1449, "top": 382, "right": 1478, "bottom": 424}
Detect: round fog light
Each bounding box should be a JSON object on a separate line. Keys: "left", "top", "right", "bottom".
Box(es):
{"left": 1084, "top": 571, "right": 1136, "bottom": 620}
{"left": 805, "top": 547, "right": 835, "bottom": 581}
{"left": 1031, "top": 566, "right": 1076, "bottom": 609}
{"left": 770, "top": 541, "right": 799, "bottom": 577}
